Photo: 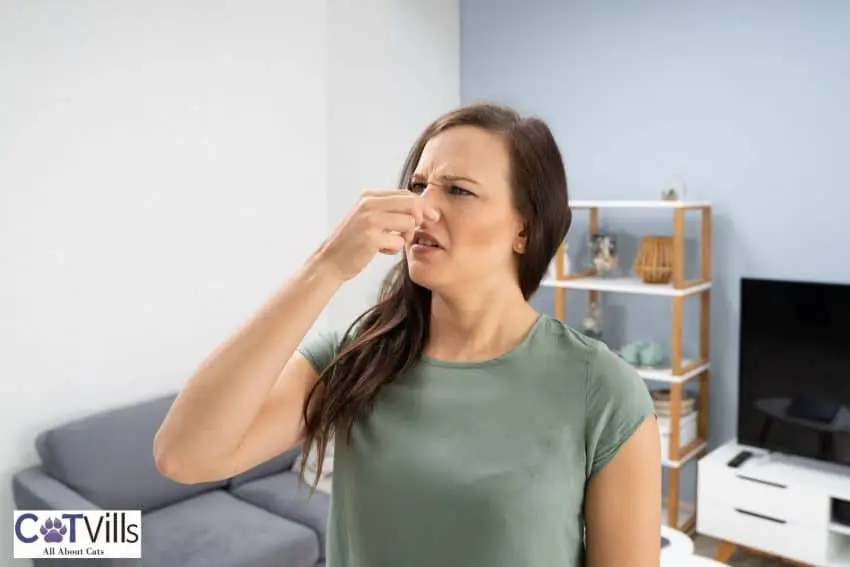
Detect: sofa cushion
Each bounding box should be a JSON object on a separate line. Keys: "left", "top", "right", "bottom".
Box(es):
{"left": 229, "top": 445, "right": 302, "bottom": 488}
{"left": 142, "top": 489, "right": 320, "bottom": 567}
{"left": 229, "top": 471, "right": 329, "bottom": 557}
{"left": 35, "top": 393, "right": 227, "bottom": 512}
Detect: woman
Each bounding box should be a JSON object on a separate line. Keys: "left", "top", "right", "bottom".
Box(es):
{"left": 154, "top": 102, "right": 662, "bottom": 566}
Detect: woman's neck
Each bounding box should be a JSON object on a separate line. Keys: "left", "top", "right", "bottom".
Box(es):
{"left": 424, "top": 283, "right": 540, "bottom": 363}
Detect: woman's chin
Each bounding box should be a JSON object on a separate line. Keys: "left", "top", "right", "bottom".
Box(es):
{"left": 407, "top": 262, "right": 442, "bottom": 289}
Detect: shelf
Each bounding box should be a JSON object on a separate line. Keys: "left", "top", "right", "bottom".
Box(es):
{"left": 541, "top": 276, "right": 710, "bottom": 297}
{"left": 569, "top": 200, "right": 711, "bottom": 209}
{"left": 636, "top": 361, "right": 709, "bottom": 384}
{"left": 552, "top": 199, "right": 711, "bottom": 536}
{"left": 663, "top": 439, "right": 707, "bottom": 469}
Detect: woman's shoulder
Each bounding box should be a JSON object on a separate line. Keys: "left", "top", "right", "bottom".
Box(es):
{"left": 534, "top": 314, "right": 611, "bottom": 361}
{"left": 534, "top": 314, "right": 648, "bottom": 391}
{"left": 296, "top": 325, "right": 354, "bottom": 374}
{"left": 531, "top": 315, "right": 655, "bottom": 477}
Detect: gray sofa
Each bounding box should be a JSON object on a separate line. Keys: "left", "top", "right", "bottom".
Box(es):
{"left": 12, "top": 393, "right": 330, "bottom": 567}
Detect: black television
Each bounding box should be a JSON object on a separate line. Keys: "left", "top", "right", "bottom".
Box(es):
{"left": 737, "top": 277, "right": 850, "bottom": 466}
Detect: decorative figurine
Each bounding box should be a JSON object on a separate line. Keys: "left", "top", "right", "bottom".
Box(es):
{"left": 619, "top": 341, "right": 664, "bottom": 367}
{"left": 589, "top": 232, "right": 618, "bottom": 276}
{"left": 641, "top": 342, "right": 664, "bottom": 367}
{"left": 620, "top": 342, "right": 643, "bottom": 366}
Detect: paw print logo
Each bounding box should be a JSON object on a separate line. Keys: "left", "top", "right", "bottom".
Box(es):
{"left": 40, "top": 517, "right": 67, "bottom": 543}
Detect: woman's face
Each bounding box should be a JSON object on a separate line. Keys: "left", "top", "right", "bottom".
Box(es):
{"left": 404, "top": 125, "right": 526, "bottom": 294}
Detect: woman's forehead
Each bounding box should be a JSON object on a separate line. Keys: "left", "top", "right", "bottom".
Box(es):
{"left": 415, "top": 126, "right": 509, "bottom": 180}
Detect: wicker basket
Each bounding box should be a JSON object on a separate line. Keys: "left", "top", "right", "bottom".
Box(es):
{"left": 633, "top": 235, "right": 674, "bottom": 284}
{"left": 651, "top": 389, "right": 696, "bottom": 417}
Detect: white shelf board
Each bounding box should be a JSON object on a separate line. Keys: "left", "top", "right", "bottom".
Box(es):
{"left": 541, "top": 276, "right": 710, "bottom": 297}
{"left": 570, "top": 199, "right": 711, "bottom": 209}
{"left": 662, "top": 500, "right": 696, "bottom": 529}
{"left": 637, "top": 361, "right": 709, "bottom": 384}
{"left": 663, "top": 440, "right": 706, "bottom": 469}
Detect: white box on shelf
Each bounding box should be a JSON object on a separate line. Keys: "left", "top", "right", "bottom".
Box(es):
{"left": 658, "top": 411, "right": 697, "bottom": 457}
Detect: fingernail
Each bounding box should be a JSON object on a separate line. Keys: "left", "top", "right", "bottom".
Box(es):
{"left": 426, "top": 209, "right": 439, "bottom": 221}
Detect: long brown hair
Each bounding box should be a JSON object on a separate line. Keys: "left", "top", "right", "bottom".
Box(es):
{"left": 299, "top": 102, "right": 572, "bottom": 483}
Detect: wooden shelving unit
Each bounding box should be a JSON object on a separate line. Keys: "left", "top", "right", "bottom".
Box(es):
{"left": 543, "top": 199, "right": 712, "bottom": 533}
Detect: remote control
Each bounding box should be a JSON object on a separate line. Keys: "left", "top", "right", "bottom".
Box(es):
{"left": 726, "top": 450, "right": 754, "bottom": 468}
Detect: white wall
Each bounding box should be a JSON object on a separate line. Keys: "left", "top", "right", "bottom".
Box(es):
{"left": 0, "top": 1, "right": 458, "bottom": 563}
{"left": 325, "top": 0, "right": 461, "bottom": 329}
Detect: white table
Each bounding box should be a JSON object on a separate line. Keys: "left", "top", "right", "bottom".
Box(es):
{"left": 659, "top": 527, "right": 731, "bottom": 566}
{"left": 660, "top": 526, "right": 696, "bottom": 566}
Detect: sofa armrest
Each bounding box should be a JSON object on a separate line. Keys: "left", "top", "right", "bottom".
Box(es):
{"left": 228, "top": 470, "right": 329, "bottom": 554}
{"left": 12, "top": 465, "right": 100, "bottom": 510}
{"left": 13, "top": 466, "right": 142, "bottom": 567}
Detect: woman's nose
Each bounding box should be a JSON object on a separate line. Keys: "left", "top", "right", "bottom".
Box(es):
{"left": 419, "top": 185, "right": 442, "bottom": 221}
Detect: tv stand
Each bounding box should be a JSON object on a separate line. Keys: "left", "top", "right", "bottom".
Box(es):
{"left": 697, "top": 440, "right": 850, "bottom": 566}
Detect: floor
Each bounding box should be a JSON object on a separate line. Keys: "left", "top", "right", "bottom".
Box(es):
{"left": 693, "top": 535, "right": 786, "bottom": 566}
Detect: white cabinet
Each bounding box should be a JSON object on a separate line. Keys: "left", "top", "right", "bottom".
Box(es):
{"left": 697, "top": 440, "right": 850, "bottom": 566}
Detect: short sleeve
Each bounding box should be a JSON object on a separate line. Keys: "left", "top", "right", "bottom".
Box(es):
{"left": 585, "top": 343, "right": 656, "bottom": 479}
{"left": 296, "top": 327, "right": 347, "bottom": 375}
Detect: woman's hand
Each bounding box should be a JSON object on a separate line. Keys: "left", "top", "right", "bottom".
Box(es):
{"left": 317, "top": 189, "right": 438, "bottom": 282}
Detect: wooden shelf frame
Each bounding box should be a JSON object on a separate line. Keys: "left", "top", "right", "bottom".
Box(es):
{"left": 551, "top": 202, "right": 712, "bottom": 534}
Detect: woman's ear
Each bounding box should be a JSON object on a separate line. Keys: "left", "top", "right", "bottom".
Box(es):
{"left": 513, "top": 224, "right": 528, "bottom": 254}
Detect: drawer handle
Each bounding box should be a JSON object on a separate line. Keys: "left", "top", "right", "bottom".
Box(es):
{"left": 734, "top": 508, "right": 787, "bottom": 524}
{"left": 736, "top": 474, "right": 787, "bottom": 489}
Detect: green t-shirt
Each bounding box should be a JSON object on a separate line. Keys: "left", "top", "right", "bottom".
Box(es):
{"left": 297, "top": 313, "right": 655, "bottom": 567}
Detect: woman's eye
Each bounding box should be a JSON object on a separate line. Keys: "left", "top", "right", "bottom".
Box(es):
{"left": 408, "top": 182, "right": 474, "bottom": 197}
{"left": 449, "top": 185, "right": 474, "bottom": 196}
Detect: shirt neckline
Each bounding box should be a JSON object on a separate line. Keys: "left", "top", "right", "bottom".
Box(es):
{"left": 419, "top": 313, "right": 546, "bottom": 369}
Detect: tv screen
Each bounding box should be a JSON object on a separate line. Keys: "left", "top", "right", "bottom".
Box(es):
{"left": 737, "top": 277, "right": 850, "bottom": 466}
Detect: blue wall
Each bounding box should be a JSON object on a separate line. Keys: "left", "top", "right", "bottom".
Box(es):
{"left": 461, "top": 0, "right": 850, "bottom": 455}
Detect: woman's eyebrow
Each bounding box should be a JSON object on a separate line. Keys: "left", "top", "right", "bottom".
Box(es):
{"left": 411, "top": 173, "right": 480, "bottom": 185}
{"left": 440, "top": 174, "right": 480, "bottom": 185}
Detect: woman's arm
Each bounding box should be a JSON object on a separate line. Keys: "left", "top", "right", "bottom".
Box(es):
{"left": 153, "top": 256, "right": 344, "bottom": 483}
{"left": 584, "top": 414, "right": 662, "bottom": 567}
{"left": 153, "top": 189, "right": 427, "bottom": 484}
